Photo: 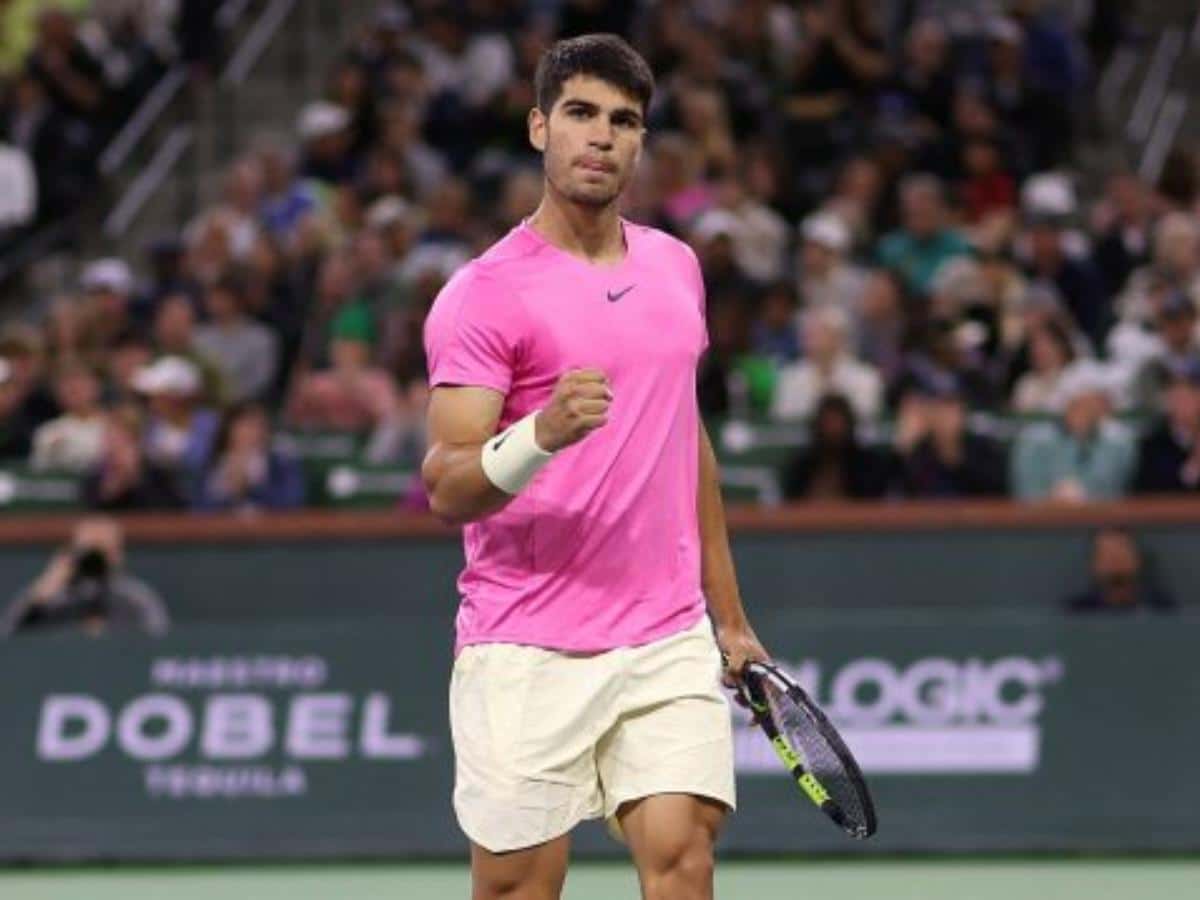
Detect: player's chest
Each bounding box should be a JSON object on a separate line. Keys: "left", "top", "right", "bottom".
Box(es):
{"left": 518, "top": 278, "right": 705, "bottom": 380}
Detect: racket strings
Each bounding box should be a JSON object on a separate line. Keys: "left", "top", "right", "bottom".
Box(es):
{"left": 763, "top": 680, "right": 870, "bottom": 830}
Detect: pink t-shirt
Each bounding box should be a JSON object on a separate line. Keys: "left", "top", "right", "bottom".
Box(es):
{"left": 424, "top": 219, "right": 709, "bottom": 653}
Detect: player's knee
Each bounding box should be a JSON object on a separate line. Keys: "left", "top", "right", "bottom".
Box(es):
{"left": 473, "top": 871, "right": 561, "bottom": 900}
{"left": 642, "top": 833, "right": 715, "bottom": 898}
{"left": 675, "top": 841, "right": 715, "bottom": 887}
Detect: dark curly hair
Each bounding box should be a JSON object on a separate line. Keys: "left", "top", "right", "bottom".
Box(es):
{"left": 534, "top": 33, "right": 654, "bottom": 117}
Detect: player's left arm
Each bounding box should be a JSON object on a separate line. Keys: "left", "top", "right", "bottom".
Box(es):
{"left": 698, "top": 421, "right": 769, "bottom": 683}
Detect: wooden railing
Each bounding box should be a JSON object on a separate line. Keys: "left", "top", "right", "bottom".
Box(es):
{"left": 1, "top": 498, "right": 1200, "bottom": 544}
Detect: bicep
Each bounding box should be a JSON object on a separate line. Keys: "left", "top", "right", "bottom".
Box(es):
{"left": 426, "top": 386, "right": 506, "bottom": 448}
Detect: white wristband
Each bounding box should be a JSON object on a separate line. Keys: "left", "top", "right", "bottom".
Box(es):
{"left": 480, "top": 411, "right": 554, "bottom": 495}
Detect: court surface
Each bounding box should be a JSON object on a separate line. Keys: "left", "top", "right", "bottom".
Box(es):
{"left": 3, "top": 859, "right": 1197, "bottom": 899}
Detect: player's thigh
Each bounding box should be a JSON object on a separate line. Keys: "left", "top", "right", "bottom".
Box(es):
{"left": 596, "top": 620, "right": 736, "bottom": 822}
{"left": 470, "top": 833, "right": 570, "bottom": 900}
{"left": 451, "top": 642, "right": 610, "bottom": 852}
{"left": 616, "top": 794, "right": 725, "bottom": 886}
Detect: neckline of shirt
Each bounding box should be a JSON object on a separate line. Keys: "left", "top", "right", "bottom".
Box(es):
{"left": 519, "top": 217, "right": 634, "bottom": 275}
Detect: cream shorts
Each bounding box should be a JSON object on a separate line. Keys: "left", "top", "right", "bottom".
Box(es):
{"left": 449, "top": 614, "right": 736, "bottom": 853}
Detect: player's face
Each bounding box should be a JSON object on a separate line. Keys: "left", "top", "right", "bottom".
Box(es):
{"left": 530, "top": 75, "right": 645, "bottom": 209}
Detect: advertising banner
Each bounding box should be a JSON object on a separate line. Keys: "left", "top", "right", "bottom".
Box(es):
{"left": 1, "top": 613, "right": 1196, "bottom": 860}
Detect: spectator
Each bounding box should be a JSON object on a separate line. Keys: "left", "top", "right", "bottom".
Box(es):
{"left": 31, "top": 361, "right": 105, "bottom": 472}
{"left": 81, "top": 406, "right": 184, "bottom": 511}
{"left": 781, "top": 0, "right": 889, "bottom": 172}
{"left": 772, "top": 306, "right": 882, "bottom": 423}
{"left": 782, "top": 393, "right": 888, "bottom": 501}
{"left": 1115, "top": 213, "right": 1200, "bottom": 329}
{"left": 25, "top": 8, "right": 106, "bottom": 120}
{"left": 80, "top": 257, "right": 138, "bottom": 349}
{"left": 193, "top": 274, "right": 280, "bottom": 404}
{"left": 255, "top": 133, "right": 318, "bottom": 241}
{"left": 653, "top": 131, "right": 716, "bottom": 233}
{"left": 1024, "top": 209, "right": 1110, "bottom": 347}
{"left": 1012, "top": 362, "right": 1136, "bottom": 502}
{"left": 796, "top": 212, "right": 865, "bottom": 314}
{"left": 104, "top": 330, "right": 154, "bottom": 405}
{"left": 42, "top": 294, "right": 101, "bottom": 369}
{"left": 133, "top": 356, "right": 220, "bottom": 494}
{"left": 286, "top": 333, "right": 401, "bottom": 435}
{"left": 877, "top": 174, "right": 971, "bottom": 296}
{"left": 697, "top": 296, "right": 775, "bottom": 418}
{"left": 152, "top": 293, "right": 229, "bottom": 406}
{"left": 1090, "top": 171, "right": 1153, "bottom": 300}
{"left": 136, "top": 234, "right": 196, "bottom": 312}
{"left": 1011, "top": 320, "right": 1076, "bottom": 414}
{"left": 297, "top": 100, "right": 357, "bottom": 185}
{"left": 689, "top": 211, "right": 754, "bottom": 305}
{"left": 695, "top": 171, "right": 788, "bottom": 285}
{"left": 886, "top": 18, "right": 955, "bottom": 140}
{"left": 896, "top": 317, "right": 1000, "bottom": 412}
{"left": 1, "top": 516, "right": 169, "bottom": 637}
{"left": 1064, "top": 528, "right": 1174, "bottom": 614}
{"left": 0, "top": 323, "right": 57, "bottom": 431}
{"left": 0, "top": 73, "right": 76, "bottom": 223}
{"left": 1128, "top": 289, "right": 1200, "bottom": 410}
{"left": 856, "top": 268, "right": 909, "bottom": 385}
{"left": 375, "top": 99, "right": 448, "bottom": 203}
{"left": 822, "top": 154, "right": 885, "bottom": 250}
{"left": 196, "top": 403, "right": 305, "bottom": 513}
{"left": 891, "top": 371, "right": 1007, "bottom": 498}
{"left": 0, "top": 356, "right": 38, "bottom": 458}
{"left": 1134, "top": 359, "right": 1200, "bottom": 495}
{"left": 959, "top": 136, "right": 1016, "bottom": 226}
{"left": 750, "top": 281, "right": 800, "bottom": 366}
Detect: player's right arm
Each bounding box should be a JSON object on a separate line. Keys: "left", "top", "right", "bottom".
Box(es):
{"left": 422, "top": 371, "right": 612, "bottom": 525}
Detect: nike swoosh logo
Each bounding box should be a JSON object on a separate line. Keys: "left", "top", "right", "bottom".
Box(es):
{"left": 492, "top": 430, "right": 511, "bottom": 450}
{"left": 607, "top": 284, "right": 635, "bottom": 303}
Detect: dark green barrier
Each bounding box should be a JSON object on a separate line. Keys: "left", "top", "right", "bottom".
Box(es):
{"left": 2, "top": 613, "right": 1197, "bottom": 860}
{"left": 3, "top": 521, "right": 1197, "bottom": 624}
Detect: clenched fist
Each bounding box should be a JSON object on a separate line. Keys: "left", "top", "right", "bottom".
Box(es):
{"left": 534, "top": 369, "right": 612, "bottom": 452}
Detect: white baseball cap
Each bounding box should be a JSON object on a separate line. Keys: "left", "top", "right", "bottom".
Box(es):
{"left": 131, "top": 356, "right": 201, "bottom": 396}
{"left": 801, "top": 213, "right": 850, "bottom": 253}
{"left": 1054, "top": 360, "right": 1114, "bottom": 405}
{"left": 366, "top": 195, "right": 421, "bottom": 230}
{"left": 80, "top": 258, "right": 134, "bottom": 295}
{"left": 297, "top": 101, "right": 350, "bottom": 141}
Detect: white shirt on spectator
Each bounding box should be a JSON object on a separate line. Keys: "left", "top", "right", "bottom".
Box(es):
{"left": 31, "top": 415, "right": 105, "bottom": 473}
{"left": 0, "top": 144, "right": 36, "bottom": 228}
{"left": 799, "top": 263, "right": 867, "bottom": 316}
{"left": 410, "top": 33, "right": 513, "bottom": 108}
{"left": 771, "top": 354, "right": 883, "bottom": 422}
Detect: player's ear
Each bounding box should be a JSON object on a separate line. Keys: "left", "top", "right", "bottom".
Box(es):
{"left": 528, "top": 107, "right": 547, "bottom": 153}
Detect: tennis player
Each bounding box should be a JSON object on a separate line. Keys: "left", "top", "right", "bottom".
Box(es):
{"left": 422, "top": 33, "right": 768, "bottom": 900}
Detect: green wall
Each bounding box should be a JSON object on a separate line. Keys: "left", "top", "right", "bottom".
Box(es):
{"left": 1, "top": 525, "right": 1196, "bottom": 622}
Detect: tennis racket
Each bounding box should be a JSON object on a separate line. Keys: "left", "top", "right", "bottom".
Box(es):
{"left": 737, "top": 660, "right": 877, "bottom": 839}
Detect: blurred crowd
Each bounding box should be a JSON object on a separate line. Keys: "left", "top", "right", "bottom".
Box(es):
{"left": 6, "top": 0, "right": 1200, "bottom": 513}
{"left": 0, "top": 1, "right": 222, "bottom": 239}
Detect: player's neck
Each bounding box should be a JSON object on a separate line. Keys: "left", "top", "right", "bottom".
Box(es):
{"left": 527, "top": 193, "right": 626, "bottom": 265}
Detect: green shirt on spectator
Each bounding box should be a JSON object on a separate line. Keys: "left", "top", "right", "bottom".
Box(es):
{"left": 877, "top": 228, "right": 972, "bottom": 296}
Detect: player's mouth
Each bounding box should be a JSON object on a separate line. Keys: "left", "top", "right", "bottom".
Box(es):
{"left": 576, "top": 158, "right": 617, "bottom": 174}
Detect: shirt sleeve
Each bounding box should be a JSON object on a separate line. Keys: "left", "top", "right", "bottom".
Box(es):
{"left": 423, "top": 263, "right": 521, "bottom": 394}
{"left": 681, "top": 243, "right": 709, "bottom": 354}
